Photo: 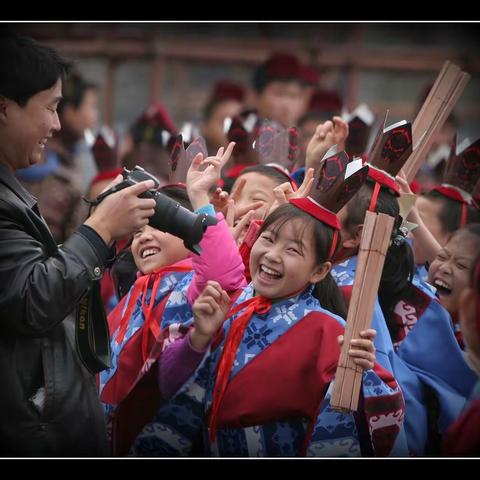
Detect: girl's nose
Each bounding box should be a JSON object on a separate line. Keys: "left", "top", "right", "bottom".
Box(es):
{"left": 438, "top": 259, "right": 452, "bottom": 274}
{"left": 264, "top": 247, "right": 281, "bottom": 263}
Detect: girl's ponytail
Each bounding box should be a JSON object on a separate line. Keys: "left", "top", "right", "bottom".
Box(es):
{"left": 314, "top": 272, "right": 348, "bottom": 320}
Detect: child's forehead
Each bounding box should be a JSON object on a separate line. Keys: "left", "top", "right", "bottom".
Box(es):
{"left": 235, "top": 172, "right": 277, "bottom": 190}
{"left": 449, "top": 230, "right": 480, "bottom": 254}
{"left": 267, "top": 216, "right": 311, "bottom": 238}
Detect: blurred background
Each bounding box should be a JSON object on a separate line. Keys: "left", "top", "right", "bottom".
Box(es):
{"left": 9, "top": 22, "right": 480, "bottom": 135}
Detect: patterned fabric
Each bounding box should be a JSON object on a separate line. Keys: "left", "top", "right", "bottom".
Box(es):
{"left": 99, "top": 266, "right": 194, "bottom": 407}
{"left": 130, "top": 283, "right": 404, "bottom": 457}
{"left": 332, "top": 255, "right": 477, "bottom": 456}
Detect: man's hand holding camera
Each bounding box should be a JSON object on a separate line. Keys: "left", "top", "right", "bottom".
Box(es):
{"left": 84, "top": 177, "right": 156, "bottom": 245}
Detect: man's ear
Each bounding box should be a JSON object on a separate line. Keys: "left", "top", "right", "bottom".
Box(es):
{"left": 310, "top": 261, "right": 332, "bottom": 284}
{"left": 342, "top": 224, "right": 363, "bottom": 250}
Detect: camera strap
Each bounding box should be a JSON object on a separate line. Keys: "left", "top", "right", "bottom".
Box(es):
{"left": 76, "top": 281, "right": 112, "bottom": 374}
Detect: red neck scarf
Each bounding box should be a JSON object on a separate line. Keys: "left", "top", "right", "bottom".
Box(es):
{"left": 116, "top": 264, "right": 192, "bottom": 362}
{"left": 208, "top": 285, "right": 308, "bottom": 443}
{"left": 208, "top": 294, "right": 272, "bottom": 443}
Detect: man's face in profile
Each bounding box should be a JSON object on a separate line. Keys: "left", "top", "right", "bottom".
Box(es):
{"left": 2, "top": 78, "right": 62, "bottom": 170}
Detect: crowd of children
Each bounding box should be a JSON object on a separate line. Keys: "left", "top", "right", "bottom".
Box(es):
{"left": 6, "top": 36, "right": 480, "bottom": 457}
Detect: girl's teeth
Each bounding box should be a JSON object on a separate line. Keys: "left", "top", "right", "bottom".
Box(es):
{"left": 261, "top": 265, "right": 281, "bottom": 276}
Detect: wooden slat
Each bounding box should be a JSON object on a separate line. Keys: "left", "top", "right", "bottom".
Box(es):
{"left": 330, "top": 211, "right": 395, "bottom": 412}
{"left": 404, "top": 61, "right": 470, "bottom": 182}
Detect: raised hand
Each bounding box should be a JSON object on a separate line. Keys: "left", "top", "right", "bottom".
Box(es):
{"left": 186, "top": 142, "right": 235, "bottom": 210}
{"left": 190, "top": 280, "right": 231, "bottom": 350}
{"left": 306, "top": 117, "right": 349, "bottom": 172}
{"left": 337, "top": 328, "right": 377, "bottom": 371}
{"left": 332, "top": 116, "right": 349, "bottom": 151}
{"left": 265, "top": 167, "right": 315, "bottom": 218}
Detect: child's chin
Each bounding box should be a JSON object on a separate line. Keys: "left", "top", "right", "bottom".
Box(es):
{"left": 141, "top": 258, "right": 167, "bottom": 274}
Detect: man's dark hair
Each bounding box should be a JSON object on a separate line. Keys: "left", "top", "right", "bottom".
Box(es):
{"left": 0, "top": 34, "right": 71, "bottom": 107}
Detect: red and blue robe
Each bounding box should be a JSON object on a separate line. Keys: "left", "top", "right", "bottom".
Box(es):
{"left": 332, "top": 255, "right": 477, "bottom": 456}
{"left": 99, "top": 261, "right": 194, "bottom": 412}
{"left": 130, "top": 283, "right": 405, "bottom": 457}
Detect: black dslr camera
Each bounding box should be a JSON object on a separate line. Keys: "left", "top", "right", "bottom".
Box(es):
{"left": 91, "top": 166, "right": 218, "bottom": 255}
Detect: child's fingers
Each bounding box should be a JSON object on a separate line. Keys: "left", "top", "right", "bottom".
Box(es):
{"left": 337, "top": 334, "right": 344, "bottom": 346}
{"left": 220, "top": 289, "right": 231, "bottom": 308}
{"left": 190, "top": 152, "right": 204, "bottom": 170}
{"left": 349, "top": 348, "right": 375, "bottom": 363}
{"left": 202, "top": 158, "right": 222, "bottom": 170}
{"left": 232, "top": 210, "right": 256, "bottom": 241}
{"left": 215, "top": 146, "right": 225, "bottom": 158}
{"left": 333, "top": 116, "right": 349, "bottom": 138}
{"left": 221, "top": 142, "right": 236, "bottom": 165}
{"left": 273, "top": 187, "right": 288, "bottom": 204}
{"left": 235, "top": 201, "right": 263, "bottom": 219}
{"left": 204, "top": 280, "right": 223, "bottom": 295}
{"left": 359, "top": 329, "right": 377, "bottom": 341}
{"left": 297, "top": 176, "right": 314, "bottom": 198}
{"left": 194, "top": 301, "right": 215, "bottom": 316}
{"left": 350, "top": 338, "right": 376, "bottom": 353}
{"left": 226, "top": 199, "right": 236, "bottom": 226}
{"left": 202, "top": 296, "right": 220, "bottom": 313}
{"left": 230, "top": 177, "right": 246, "bottom": 202}
{"left": 352, "top": 357, "right": 374, "bottom": 370}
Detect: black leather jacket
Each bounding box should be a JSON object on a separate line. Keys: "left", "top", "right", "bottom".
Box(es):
{"left": 0, "top": 162, "right": 110, "bottom": 456}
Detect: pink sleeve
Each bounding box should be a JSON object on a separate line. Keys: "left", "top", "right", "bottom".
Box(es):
{"left": 187, "top": 212, "right": 247, "bottom": 304}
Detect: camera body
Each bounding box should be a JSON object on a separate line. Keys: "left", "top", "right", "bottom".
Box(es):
{"left": 95, "top": 166, "right": 217, "bottom": 255}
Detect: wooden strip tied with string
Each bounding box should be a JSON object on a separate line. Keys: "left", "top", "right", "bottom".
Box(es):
{"left": 403, "top": 60, "right": 470, "bottom": 183}
{"left": 330, "top": 211, "right": 395, "bottom": 412}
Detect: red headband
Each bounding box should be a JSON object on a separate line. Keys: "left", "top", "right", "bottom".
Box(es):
{"left": 432, "top": 184, "right": 476, "bottom": 227}
{"left": 432, "top": 185, "right": 471, "bottom": 205}
{"left": 367, "top": 166, "right": 400, "bottom": 196}
{"left": 289, "top": 197, "right": 340, "bottom": 260}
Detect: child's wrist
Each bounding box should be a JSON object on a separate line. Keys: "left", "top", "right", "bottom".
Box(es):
{"left": 189, "top": 191, "right": 210, "bottom": 211}
{"left": 189, "top": 327, "right": 212, "bottom": 351}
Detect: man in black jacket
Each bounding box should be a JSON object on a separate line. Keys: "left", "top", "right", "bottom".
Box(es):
{"left": 0, "top": 34, "right": 157, "bottom": 456}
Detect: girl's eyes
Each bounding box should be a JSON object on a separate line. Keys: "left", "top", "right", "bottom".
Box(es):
{"left": 436, "top": 254, "right": 448, "bottom": 261}
{"left": 261, "top": 234, "right": 273, "bottom": 243}
{"left": 456, "top": 263, "right": 468, "bottom": 270}
{"left": 287, "top": 247, "right": 301, "bottom": 255}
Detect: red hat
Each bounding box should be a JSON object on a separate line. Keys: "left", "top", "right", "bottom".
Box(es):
{"left": 90, "top": 128, "right": 122, "bottom": 186}
{"left": 226, "top": 110, "right": 260, "bottom": 162}
{"left": 473, "top": 179, "right": 480, "bottom": 206}
{"left": 168, "top": 134, "right": 209, "bottom": 185}
{"left": 254, "top": 119, "right": 300, "bottom": 171}
{"left": 130, "top": 102, "right": 177, "bottom": 148}
{"left": 366, "top": 111, "right": 413, "bottom": 199}
{"left": 440, "top": 134, "right": 480, "bottom": 197}
{"left": 263, "top": 52, "right": 303, "bottom": 80}
{"left": 299, "top": 64, "right": 320, "bottom": 86}
{"left": 343, "top": 104, "right": 375, "bottom": 157}
{"left": 211, "top": 80, "right": 245, "bottom": 103}
{"left": 308, "top": 89, "right": 343, "bottom": 115}
{"left": 290, "top": 147, "right": 369, "bottom": 258}
{"left": 432, "top": 134, "right": 480, "bottom": 225}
